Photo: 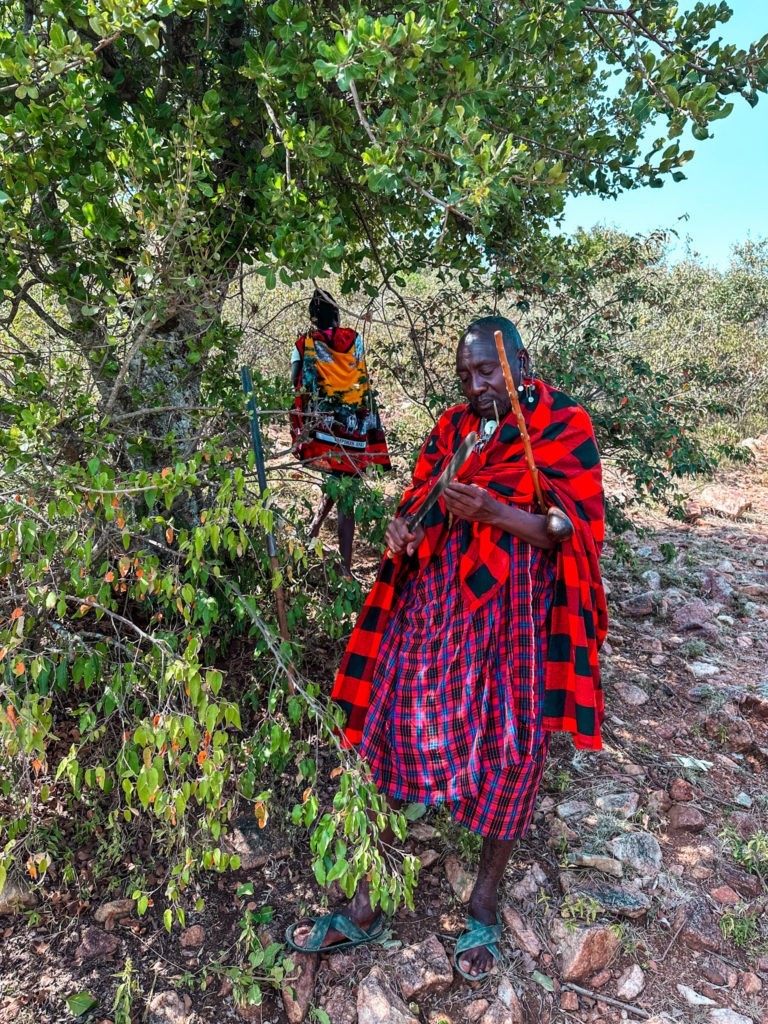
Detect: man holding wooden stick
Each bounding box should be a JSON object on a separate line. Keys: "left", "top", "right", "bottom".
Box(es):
{"left": 288, "top": 316, "right": 608, "bottom": 980}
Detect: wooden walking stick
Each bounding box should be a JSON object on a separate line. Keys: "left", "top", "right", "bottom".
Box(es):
{"left": 241, "top": 366, "right": 295, "bottom": 690}
{"left": 493, "top": 331, "right": 574, "bottom": 544}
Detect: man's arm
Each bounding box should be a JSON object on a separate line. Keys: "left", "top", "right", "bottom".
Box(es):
{"left": 443, "top": 482, "right": 556, "bottom": 550}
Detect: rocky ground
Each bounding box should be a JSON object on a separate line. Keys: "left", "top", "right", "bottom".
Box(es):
{"left": 1, "top": 438, "right": 767, "bottom": 1024}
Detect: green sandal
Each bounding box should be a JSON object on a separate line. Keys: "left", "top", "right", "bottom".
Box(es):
{"left": 453, "top": 914, "right": 502, "bottom": 981}
{"left": 284, "top": 912, "right": 385, "bottom": 954}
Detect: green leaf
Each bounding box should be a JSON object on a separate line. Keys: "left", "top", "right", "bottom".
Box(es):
{"left": 66, "top": 992, "right": 98, "bottom": 1017}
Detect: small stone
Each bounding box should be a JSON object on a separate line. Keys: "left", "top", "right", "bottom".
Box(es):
{"left": 674, "top": 899, "right": 721, "bottom": 953}
{"left": 614, "top": 682, "right": 649, "bottom": 707}
{"left": 179, "top": 925, "right": 205, "bottom": 949}
{"left": 719, "top": 864, "right": 761, "bottom": 898}
{"left": 669, "top": 778, "right": 694, "bottom": 802}
{"left": 147, "top": 991, "right": 189, "bottom": 1024}
{"left": 688, "top": 661, "right": 721, "bottom": 678}
{"left": 710, "top": 886, "right": 740, "bottom": 906}
{"left": 444, "top": 855, "right": 474, "bottom": 904}
{"left": 734, "top": 792, "right": 753, "bottom": 808}
{"left": 617, "top": 965, "right": 645, "bottom": 1002}
{"left": 641, "top": 570, "right": 662, "bottom": 590}
{"left": 410, "top": 822, "right": 438, "bottom": 842}
{"left": 319, "top": 985, "right": 357, "bottom": 1024}
{"left": 647, "top": 790, "right": 672, "bottom": 814}
{"left": 669, "top": 804, "right": 706, "bottom": 832}
{"left": 709, "top": 1011, "right": 754, "bottom": 1024}
{"left": 704, "top": 713, "right": 755, "bottom": 753}
{"left": 428, "top": 1012, "right": 454, "bottom": 1024}
{"left": 508, "top": 863, "right": 548, "bottom": 901}
{"left": 587, "top": 968, "right": 612, "bottom": 989}
{"left": 620, "top": 592, "right": 657, "bottom": 617}
{"left": 282, "top": 952, "right": 319, "bottom": 1024}
{"left": 418, "top": 849, "right": 441, "bottom": 869}
{"left": 568, "top": 853, "right": 623, "bottom": 878}
{"left": 501, "top": 906, "right": 542, "bottom": 957}
{"left": 465, "top": 999, "right": 491, "bottom": 1022}
{"left": 480, "top": 998, "right": 523, "bottom": 1024}
{"left": 673, "top": 598, "right": 714, "bottom": 631}
{"left": 557, "top": 799, "right": 592, "bottom": 820}
{"left": 702, "top": 966, "right": 727, "bottom": 987}
{"left": 497, "top": 978, "right": 523, "bottom": 1017}
{"left": 740, "top": 972, "right": 762, "bottom": 994}
{"left": 0, "top": 879, "right": 36, "bottom": 915}
{"left": 397, "top": 935, "right": 453, "bottom": 999}
{"left": 609, "top": 832, "right": 663, "bottom": 877}
{"left": 357, "top": 966, "right": 419, "bottom": 1024}
{"left": 76, "top": 927, "right": 120, "bottom": 963}
{"left": 594, "top": 793, "right": 640, "bottom": 818}
{"left": 549, "top": 920, "right": 621, "bottom": 982}
{"left": 94, "top": 899, "right": 135, "bottom": 930}
{"left": 560, "top": 992, "right": 579, "bottom": 1011}
{"left": 677, "top": 984, "right": 717, "bottom": 1006}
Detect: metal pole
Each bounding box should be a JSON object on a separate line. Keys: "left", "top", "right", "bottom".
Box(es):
{"left": 240, "top": 367, "right": 294, "bottom": 686}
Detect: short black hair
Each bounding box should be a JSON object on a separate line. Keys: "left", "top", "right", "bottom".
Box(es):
{"left": 309, "top": 288, "right": 339, "bottom": 330}
{"left": 458, "top": 315, "right": 524, "bottom": 362}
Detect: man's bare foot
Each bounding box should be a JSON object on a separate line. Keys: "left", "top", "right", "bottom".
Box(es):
{"left": 456, "top": 895, "right": 501, "bottom": 978}
{"left": 288, "top": 885, "right": 381, "bottom": 952}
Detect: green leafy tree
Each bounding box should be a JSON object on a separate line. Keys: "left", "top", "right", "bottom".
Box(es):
{"left": 1, "top": 1, "right": 766, "bottom": 914}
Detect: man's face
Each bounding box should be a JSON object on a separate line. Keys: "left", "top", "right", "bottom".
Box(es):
{"left": 456, "top": 335, "right": 521, "bottom": 418}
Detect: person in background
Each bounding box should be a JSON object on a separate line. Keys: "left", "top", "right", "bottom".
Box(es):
{"left": 291, "top": 288, "right": 391, "bottom": 576}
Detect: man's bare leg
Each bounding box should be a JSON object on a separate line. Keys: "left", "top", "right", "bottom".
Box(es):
{"left": 308, "top": 494, "right": 335, "bottom": 538}
{"left": 338, "top": 506, "right": 355, "bottom": 577}
{"left": 458, "top": 837, "right": 515, "bottom": 977}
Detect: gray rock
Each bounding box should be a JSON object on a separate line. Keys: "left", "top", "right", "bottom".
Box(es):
{"left": 609, "top": 832, "right": 663, "bottom": 876}
{"left": 734, "top": 792, "right": 753, "bottom": 808}
{"left": 556, "top": 799, "right": 591, "bottom": 820}
{"left": 620, "top": 592, "right": 657, "bottom": 617}
{"left": 357, "top": 966, "right": 419, "bottom": 1024}
{"left": 559, "top": 878, "right": 651, "bottom": 919}
{"left": 688, "top": 661, "right": 721, "bottom": 678}
{"left": 508, "top": 862, "right": 548, "bottom": 901}
{"left": 673, "top": 598, "right": 715, "bottom": 631}
{"left": 674, "top": 899, "right": 721, "bottom": 953}
{"left": 0, "top": 879, "right": 36, "bottom": 915}
{"left": 616, "top": 964, "right": 646, "bottom": 1000}
{"left": 549, "top": 919, "right": 621, "bottom": 982}
{"left": 709, "top": 1011, "right": 754, "bottom": 1024}
{"left": 595, "top": 792, "right": 640, "bottom": 818}
{"left": 614, "top": 682, "right": 649, "bottom": 707}
{"left": 641, "top": 571, "right": 662, "bottom": 590}
{"left": 677, "top": 984, "right": 717, "bottom": 1007}
{"left": 396, "top": 934, "right": 453, "bottom": 1000}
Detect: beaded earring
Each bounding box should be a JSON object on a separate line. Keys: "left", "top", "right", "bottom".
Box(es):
{"left": 518, "top": 355, "right": 536, "bottom": 404}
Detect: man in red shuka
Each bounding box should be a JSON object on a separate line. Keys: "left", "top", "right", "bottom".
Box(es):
{"left": 288, "top": 316, "right": 607, "bottom": 980}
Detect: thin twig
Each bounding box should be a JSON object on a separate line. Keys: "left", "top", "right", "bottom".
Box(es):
{"left": 563, "top": 982, "right": 651, "bottom": 1019}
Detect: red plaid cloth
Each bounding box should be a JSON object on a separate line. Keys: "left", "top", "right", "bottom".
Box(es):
{"left": 331, "top": 382, "right": 608, "bottom": 749}
{"left": 359, "top": 525, "right": 554, "bottom": 838}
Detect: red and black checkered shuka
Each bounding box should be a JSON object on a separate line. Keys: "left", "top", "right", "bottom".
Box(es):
{"left": 331, "top": 381, "right": 608, "bottom": 750}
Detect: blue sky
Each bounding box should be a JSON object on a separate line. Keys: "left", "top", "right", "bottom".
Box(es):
{"left": 560, "top": 0, "right": 768, "bottom": 268}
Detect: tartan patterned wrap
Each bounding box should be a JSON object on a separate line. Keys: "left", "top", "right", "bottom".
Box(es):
{"left": 331, "top": 381, "right": 608, "bottom": 750}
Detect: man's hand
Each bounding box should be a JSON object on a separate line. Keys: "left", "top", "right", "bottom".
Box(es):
{"left": 444, "top": 482, "right": 499, "bottom": 524}
{"left": 386, "top": 518, "right": 425, "bottom": 556}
